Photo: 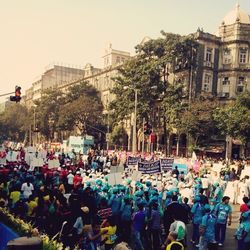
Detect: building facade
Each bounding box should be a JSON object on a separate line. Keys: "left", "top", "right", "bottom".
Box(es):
{"left": 24, "top": 65, "right": 85, "bottom": 108}
{"left": 23, "top": 4, "right": 250, "bottom": 156}
{"left": 170, "top": 4, "right": 250, "bottom": 158}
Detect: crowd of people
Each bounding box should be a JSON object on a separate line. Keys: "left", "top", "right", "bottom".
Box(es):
{"left": 0, "top": 147, "right": 250, "bottom": 250}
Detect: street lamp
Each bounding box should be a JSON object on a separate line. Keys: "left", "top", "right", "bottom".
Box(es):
{"left": 124, "top": 86, "right": 138, "bottom": 154}
{"left": 124, "top": 85, "right": 158, "bottom": 155}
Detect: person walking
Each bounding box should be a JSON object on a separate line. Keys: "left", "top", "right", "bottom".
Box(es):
{"left": 132, "top": 203, "right": 146, "bottom": 250}
{"left": 215, "top": 196, "right": 232, "bottom": 246}
{"left": 199, "top": 204, "right": 217, "bottom": 250}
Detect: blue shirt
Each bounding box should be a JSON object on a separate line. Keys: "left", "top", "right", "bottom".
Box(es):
{"left": 133, "top": 210, "right": 146, "bottom": 232}
{"left": 191, "top": 203, "right": 204, "bottom": 224}
{"left": 150, "top": 209, "right": 161, "bottom": 230}
{"left": 109, "top": 195, "right": 121, "bottom": 215}
{"left": 215, "top": 203, "right": 232, "bottom": 224}
{"left": 244, "top": 221, "right": 250, "bottom": 243}
{"left": 201, "top": 213, "right": 217, "bottom": 242}
{"left": 120, "top": 203, "right": 132, "bottom": 221}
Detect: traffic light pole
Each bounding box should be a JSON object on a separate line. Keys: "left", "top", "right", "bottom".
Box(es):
{"left": 0, "top": 92, "right": 15, "bottom": 98}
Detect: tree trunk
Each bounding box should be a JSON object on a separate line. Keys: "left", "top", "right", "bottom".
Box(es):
{"left": 176, "top": 134, "right": 180, "bottom": 157}
{"left": 163, "top": 116, "right": 168, "bottom": 156}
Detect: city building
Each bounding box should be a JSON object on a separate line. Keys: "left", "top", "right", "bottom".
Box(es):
{"left": 168, "top": 3, "right": 250, "bottom": 158}
{"left": 24, "top": 65, "right": 85, "bottom": 108}
{"left": 22, "top": 4, "right": 250, "bottom": 157}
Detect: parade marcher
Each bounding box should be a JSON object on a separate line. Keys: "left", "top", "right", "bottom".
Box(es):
{"left": 199, "top": 204, "right": 217, "bottom": 250}
{"left": 240, "top": 197, "right": 249, "bottom": 213}
{"left": 215, "top": 196, "right": 232, "bottom": 246}
{"left": 191, "top": 196, "right": 204, "bottom": 246}
{"left": 149, "top": 202, "right": 161, "bottom": 250}
{"left": 162, "top": 231, "right": 184, "bottom": 250}
{"left": 101, "top": 216, "right": 117, "bottom": 250}
{"left": 235, "top": 212, "right": 248, "bottom": 250}
{"left": 120, "top": 195, "right": 132, "bottom": 243}
{"left": 132, "top": 203, "right": 146, "bottom": 250}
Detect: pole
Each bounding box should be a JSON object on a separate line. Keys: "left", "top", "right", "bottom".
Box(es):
{"left": 33, "top": 108, "right": 36, "bottom": 147}
{"left": 0, "top": 91, "right": 15, "bottom": 98}
{"left": 132, "top": 89, "right": 137, "bottom": 154}
{"left": 106, "top": 110, "right": 110, "bottom": 151}
{"left": 142, "top": 117, "right": 145, "bottom": 156}
{"left": 29, "top": 124, "right": 32, "bottom": 146}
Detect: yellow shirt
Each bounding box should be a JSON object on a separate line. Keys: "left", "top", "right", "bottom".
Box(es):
{"left": 27, "top": 200, "right": 38, "bottom": 216}
{"left": 35, "top": 195, "right": 49, "bottom": 203}
{"left": 101, "top": 226, "right": 117, "bottom": 245}
{"left": 166, "top": 241, "right": 184, "bottom": 250}
{"left": 10, "top": 191, "right": 20, "bottom": 204}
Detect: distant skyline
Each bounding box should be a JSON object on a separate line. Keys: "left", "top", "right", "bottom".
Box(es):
{"left": 0, "top": 0, "right": 249, "bottom": 99}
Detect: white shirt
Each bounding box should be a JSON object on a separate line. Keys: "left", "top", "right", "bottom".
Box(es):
{"left": 201, "top": 178, "right": 209, "bottom": 189}
{"left": 21, "top": 183, "right": 34, "bottom": 199}
{"left": 169, "top": 220, "right": 186, "bottom": 241}
{"left": 67, "top": 174, "right": 74, "bottom": 185}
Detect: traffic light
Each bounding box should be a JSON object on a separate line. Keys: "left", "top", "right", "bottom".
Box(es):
{"left": 10, "top": 86, "right": 21, "bottom": 102}
{"left": 143, "top": 122, "right": 152, "bottom": 135}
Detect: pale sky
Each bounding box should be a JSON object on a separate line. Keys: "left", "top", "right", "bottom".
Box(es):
{"left": 0, "top": 0, "right": 249, "bottom": 99}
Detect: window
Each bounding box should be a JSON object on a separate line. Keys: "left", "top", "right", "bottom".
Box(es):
{"left": 239, "top": 48, "right": 247, "bottom": 64}
{"left": 238, "top": 76, "right": 245, "bottom": 85}
{"left": 237, "top": 76, "right": 245, "bottom": 93}
{"left": 223, "top": 48, "right": 231, "bottom": 64}
{"left": 116, "top": 56, "right": 120, "bottom": 64}
{"left": 203, "top": 73, "right": 212, "bottom": 92}
{"left": 222, "top": 77, "right": 230, "bottom": 85}
{"left": 205, "top": 48, "right": 213, "bottom": 62}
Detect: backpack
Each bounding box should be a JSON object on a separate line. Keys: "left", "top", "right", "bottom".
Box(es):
{"left": 176, "top": 221, "right": 185, "bottom": 240}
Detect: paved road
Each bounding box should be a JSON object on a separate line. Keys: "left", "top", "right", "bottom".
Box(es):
{"left": 186, "top": 204, "right": 240, "bottom": 250}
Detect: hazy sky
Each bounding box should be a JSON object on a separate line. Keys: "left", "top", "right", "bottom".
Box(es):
{"left": 0, "top": 0, "right": 249, "bottom": 99}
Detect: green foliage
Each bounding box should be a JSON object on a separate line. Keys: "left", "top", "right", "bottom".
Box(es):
{"left": 35, "top": 89, "right": 64, "bottom": 140}
{"left": 180, "top": 98, "right": 219, "bottom": 145}
{"left": 58, "top": 95, "right": 103, "bottom": 135}
{"left": 213, "top": 91, "right": 250, "bottom": 145}
{"left": 110, "top": 124, "right": 128, "bottom": 146}
{"left": 33, "top": 81, "right": 104, "bottom": 140}
{"left": 0, "top": 103, "right": 29, "bottom": 141}
{"left": 110, "top": 31, "right": 199, "bottom": 133}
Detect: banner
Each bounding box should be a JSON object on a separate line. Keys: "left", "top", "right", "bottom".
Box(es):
{"left": 160, "top": 158, "right": 174, "bottom": 171}
{"left": 48, "top": 159, "right": 60, "bottom": 169}
{"left": 110, "top": 165, "right": 124, "bottom": 173}
{"left": 127, "top": 156, "right": 141, "bottom": 166}
{"left": 138, "top": 160, "right": 161, "bottom": 174}
{"left": 107, "top": 172, "right": 123, "bottom": 186}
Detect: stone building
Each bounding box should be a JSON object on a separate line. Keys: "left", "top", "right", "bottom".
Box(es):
{"left": 169, "top": 4, "right": 250, "bottom": 158}
{"left": 24, "top": 65, "right": 85, "bottom": 108}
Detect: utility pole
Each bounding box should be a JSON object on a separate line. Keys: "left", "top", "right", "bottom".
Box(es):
{"left": 132, "top": 89, "right": 138, "bottom": 154}
{"left": 142, "top": 117, "right": 145, "bottom": 156}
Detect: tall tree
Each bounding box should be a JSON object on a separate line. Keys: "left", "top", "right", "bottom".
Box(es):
{"left": 58, "top": 95, "right": 103, "bottom": 135}
{"left": 0, "top": 103, "right": 29, "bottom": 141}
{"left": 213, "top": 91, "right": 250, "bottom": 151}
{"left": 34, "top": 88, "right": 64, "bottom": 140}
